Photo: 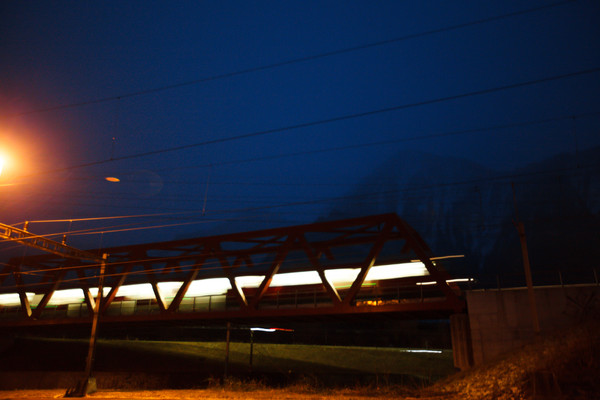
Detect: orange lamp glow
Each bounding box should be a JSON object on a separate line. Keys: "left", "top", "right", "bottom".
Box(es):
{"left": 0, "top": 154, "right": 7, "bottom": 176}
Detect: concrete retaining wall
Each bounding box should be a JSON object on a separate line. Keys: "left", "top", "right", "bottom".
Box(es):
{"left": 466, "top": 284, "right": 599, "bottom": 365}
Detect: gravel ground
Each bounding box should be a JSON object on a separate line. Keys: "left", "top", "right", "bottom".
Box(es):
{"left": 0, "top": 389, "right": 452, "bottom": 400}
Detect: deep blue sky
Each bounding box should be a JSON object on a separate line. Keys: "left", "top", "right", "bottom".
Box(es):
{"left": 1, "top": 1, "right": 599, "bottom": 250}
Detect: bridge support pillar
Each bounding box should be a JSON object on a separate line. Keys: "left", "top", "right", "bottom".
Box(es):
{"left": 450, "top": 313, "right": 473, "bottom": 370}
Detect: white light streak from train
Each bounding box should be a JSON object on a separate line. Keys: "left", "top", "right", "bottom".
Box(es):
{"left": 0, "top": 262, "right": 429, "bottom": 306}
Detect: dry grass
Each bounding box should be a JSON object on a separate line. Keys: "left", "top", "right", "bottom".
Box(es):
{"left": 0, "top": 388, "right": 426, "bottom": 399}
{"left": 427, "top": 320, "right": 600, "bottom": 399}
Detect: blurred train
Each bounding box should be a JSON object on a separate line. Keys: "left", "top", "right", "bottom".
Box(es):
{"left": 0, "top": 261, "right": 469, "bottom": 319}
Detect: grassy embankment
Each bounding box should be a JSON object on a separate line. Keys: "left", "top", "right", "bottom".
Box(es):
{"left": 1, "top": 321, "right": 599, "bottom": 398}
{"left": 0, "top": 337, "right": 454, "bottom": 389}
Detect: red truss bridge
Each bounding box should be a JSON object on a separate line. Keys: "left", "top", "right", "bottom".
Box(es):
{"left": 0, "top": 213, "right": 466, "bottom": 327}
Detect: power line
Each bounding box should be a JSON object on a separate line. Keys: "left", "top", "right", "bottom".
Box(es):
{"left": 195, "top": 161, "right": 600, "bottom": 216}
{"left": 1, "top": 211, "right": 595, "bottom": 291}
{"left": 7, "top": 0, "right": 573, "bottom": 118}
{"left": 0, "top": 250, "right": 326, "bottom": 290}
{"left": 2, "top": 202, "right": 592, "bottom": 283}
{"left": 2, "top": 214, "right": 266, "bottom": 246}
{"left": 12, "top": 159, "right": 599, "bottom": 235}
{"left": 2, "top": 149, "right": 597, "bottom": 245}
{"left": 14, "top": 211, "right": 205, "bottom": 226}
{"left": 15, "top": 67, "right": 600, "bottom": 180}
{"left": 4, "top": 171, "right": 597, "bottom": 232}
{"left": 33, "top": 159, "right": 600, "bottom": 210}
{"left": 0, "top": 215, "right": 292, "bottom": 255}
{"left": 41, "top": 108, "right": 598, "bottom": 195}
{"left": 153, "top": 111, "right": 600, "bottom": 172}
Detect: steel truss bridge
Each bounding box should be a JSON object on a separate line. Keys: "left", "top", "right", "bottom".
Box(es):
{"left": 0, "top": 214, "right": 465, "bottom": 328}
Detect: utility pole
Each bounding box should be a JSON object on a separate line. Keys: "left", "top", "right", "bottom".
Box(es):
{"left": 249, "top": 328, "right": 254, "bottom": 373}
{"left": 78, "top": 253, "right": 107, "bottom": 395}
{"left": 511, "top": 183, "right": 541, "bottom": 334}
{"left": 0, "top": 221, "right": 108, "bottom": 396}
{"left": 224, "top": 322, "right": 231, "bottom": 380}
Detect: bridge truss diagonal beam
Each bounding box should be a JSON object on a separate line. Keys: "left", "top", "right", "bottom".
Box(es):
{"left": 1, "top": 214, "right": 465, "bottom": 327}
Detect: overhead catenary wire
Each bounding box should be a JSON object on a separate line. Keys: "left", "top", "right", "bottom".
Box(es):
{"left": 14, "top": 164, "right": 597, "bottom": 223}
{"left": 6, "top": 0, "right": 574, "bottom": 119}
{"left": 3, "top": 104, "right": 598, "bottom": 248}
{"left": 13, "top": 211, "right": 207, "bottom": 227}
{"left": 1, "top": 236, "right": 315, "bottom": 281}
{"left": 11, "top": 67, "right": 600, "bottom": 182}
{"left": 2, "top": 208, "right": 594, "bottom": 293}
{"left": 33, "top": 109, "right": 597, "bottom": 193}
{"left": 129, "top": 110, "right": 600, "bottom": 174}
{"left": 1, "top": 175, "right": 596, "bottom": 285}
{"left": 2, "top": 160, "right": 598, "bottom": 245}
{"left": 11, "top": 142, "right": 594, "bottom": 211}
{"left": 0, "top": 243, "right": 363, "bottom": 288}
{"left": 1, "top": 202, "right": 591, "bottom": 283}
{"left": 4, "top": 218, "right": 247, "bottom": 242}
{"left": 3, "top": 183, "right": 594, "bottom": 245}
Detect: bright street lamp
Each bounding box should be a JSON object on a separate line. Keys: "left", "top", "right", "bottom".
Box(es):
{"left": 0, "top": 154, "right": 6, "bottom": 176}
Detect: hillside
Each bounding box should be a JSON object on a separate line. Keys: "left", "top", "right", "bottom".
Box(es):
{"left": 323, "top": 147, "right": 600, "bottom": 286}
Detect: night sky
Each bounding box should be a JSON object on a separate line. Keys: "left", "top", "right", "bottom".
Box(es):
{"left": 1, "top": 1, "right": 599, "bottom": 252}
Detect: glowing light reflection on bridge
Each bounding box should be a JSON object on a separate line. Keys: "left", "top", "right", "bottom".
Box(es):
{"left": 0, "top": 262, "right": 429, "bottom": 307}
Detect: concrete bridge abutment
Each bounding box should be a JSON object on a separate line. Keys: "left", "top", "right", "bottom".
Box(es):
{"left": 460, "top": 284, "right": 599, "bottom": 366}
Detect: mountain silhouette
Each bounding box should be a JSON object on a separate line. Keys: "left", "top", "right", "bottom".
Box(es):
{"left": 322, "top": 147, "right": 600, "bottom": 287}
